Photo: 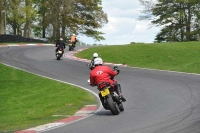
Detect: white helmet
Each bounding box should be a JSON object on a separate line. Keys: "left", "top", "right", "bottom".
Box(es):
{"left": 72, "top": 34, "right": 76, "bottom": 36}
{"left": 93, "top": 53, "right": 98, "bottom": 58}
{"left": 94, "top": 57, "right": 103, "bottom": 65}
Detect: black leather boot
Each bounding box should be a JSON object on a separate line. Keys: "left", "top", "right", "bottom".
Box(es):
{"left": 115, "top": 84, "right": 126, "bottom": 102}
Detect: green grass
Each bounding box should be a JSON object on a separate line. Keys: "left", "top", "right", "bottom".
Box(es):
{"left": 75, "top": 41, "right": 200, "bottom": 74}
{"left": 0, "top": 63, "right": 97, "bottom": 133}
{"left": 2, "top": 41, "right": 200, "bottom": 132}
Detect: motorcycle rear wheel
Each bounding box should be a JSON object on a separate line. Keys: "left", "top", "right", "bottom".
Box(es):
{"left": 106, "top": 94, "right": 120, "bottom": 115}
{"left": 56, "top": 54, "right": 61, "bottom": 60}
{"left": 69, "top": 46, "right": 74, "bottom": 51}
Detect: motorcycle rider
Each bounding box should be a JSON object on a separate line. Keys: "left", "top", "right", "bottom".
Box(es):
{"left": 70, "top": 34, "right": 77, "bottom": 47}
{"left": 55, "top": 38, "right": 66, "bottom": 54}
{"left": 87, "top": 53, "right": 98, "bottom": 82}
{"left": 89, "top": 53, "right": 98, "bottom": 70}
{"left": 90, "top": 57, "right": 126, "bottom": 103}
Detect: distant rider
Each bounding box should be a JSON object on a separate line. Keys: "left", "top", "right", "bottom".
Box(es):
{"left": 90, "top": 57, "right": 126, "bottom": 103}
{"left": 55, "top": 38, "right": 66, "bottom": 53}
{"left": 70, "top": 34, "right": 77, "bottom": 47}
{"left": 89, "top": 53, "right": 98, "bottom": 70}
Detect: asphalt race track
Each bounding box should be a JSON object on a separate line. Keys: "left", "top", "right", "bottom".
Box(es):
{"left": 1, "top": 45, "right": 200, "bottom": 133}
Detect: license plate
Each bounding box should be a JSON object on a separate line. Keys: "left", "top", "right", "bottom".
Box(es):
{"left": 69, "top": 44, "right": 72, "bottom": 46}
{"left": 100, "top": 88, "right": 110, "bottom": 97}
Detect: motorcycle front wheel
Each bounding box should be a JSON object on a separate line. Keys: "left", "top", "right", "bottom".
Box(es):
{"left": 119, "top": 103, "right": 124, "bottom": 111}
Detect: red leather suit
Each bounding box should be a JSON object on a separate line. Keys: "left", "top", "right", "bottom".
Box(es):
{"left": 90, "top": 65, "right": 118, "bottom": 89}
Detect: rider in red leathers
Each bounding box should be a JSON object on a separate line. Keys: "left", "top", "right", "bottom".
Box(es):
{"left": 90, "top": 57, "right": 126, "bottom": 102}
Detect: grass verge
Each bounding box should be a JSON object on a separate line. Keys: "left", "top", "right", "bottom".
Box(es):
{"left": 0, "top": 63, "right": 97, "bottom": 133}
{"left": 75, "top": 41, "right": 200, "bottom": 74}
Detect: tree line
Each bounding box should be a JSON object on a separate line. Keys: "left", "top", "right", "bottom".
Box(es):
{"left": 139, "top": 0, "right": 200, "bottom": 43}
{"left": 0, "top": 0, "right": 108, "bottom": 42}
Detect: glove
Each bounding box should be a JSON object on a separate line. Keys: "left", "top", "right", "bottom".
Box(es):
{"left": 113, "top": 66, "right": 120, "bottom": 74}
{"left": 116, "top": 69, "right": 120, "bottom": 74}
{"left": 113, "top": 66, "right": 118, "bottom": 70}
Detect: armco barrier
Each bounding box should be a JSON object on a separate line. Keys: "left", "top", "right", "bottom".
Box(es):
{"left": 0, "top": 34, "right": 47, "bottom": 43}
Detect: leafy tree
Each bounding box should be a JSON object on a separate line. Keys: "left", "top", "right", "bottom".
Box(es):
{"left": 34, "top": 0, "right": 108, "bottom": 41}
{"left": 24, "top": 0, "right": 31, "bottom": 37}
{"left": 72, "top": 0, "right": 108, "bottom": 41}
{"left": 139, "top": 0, "right": 200, "bottom": 42}
{"left": 8, "top": 0, "right": 26, "bottom": 35}
{"left": 0, "top": 0, "right": 8, "bottom": 34}
{"left": 1, "top": 0, "right": 108, "bottom": 43}
{"left": 0, "top": 1, "right": 4, "bottom": 33}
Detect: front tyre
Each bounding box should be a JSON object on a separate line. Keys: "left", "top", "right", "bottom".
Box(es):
{"left": 119, "top": 103, "right": 124, "bottom": 111}
{"left": 106, "top": 94, "right": 120, "bottom": 115}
